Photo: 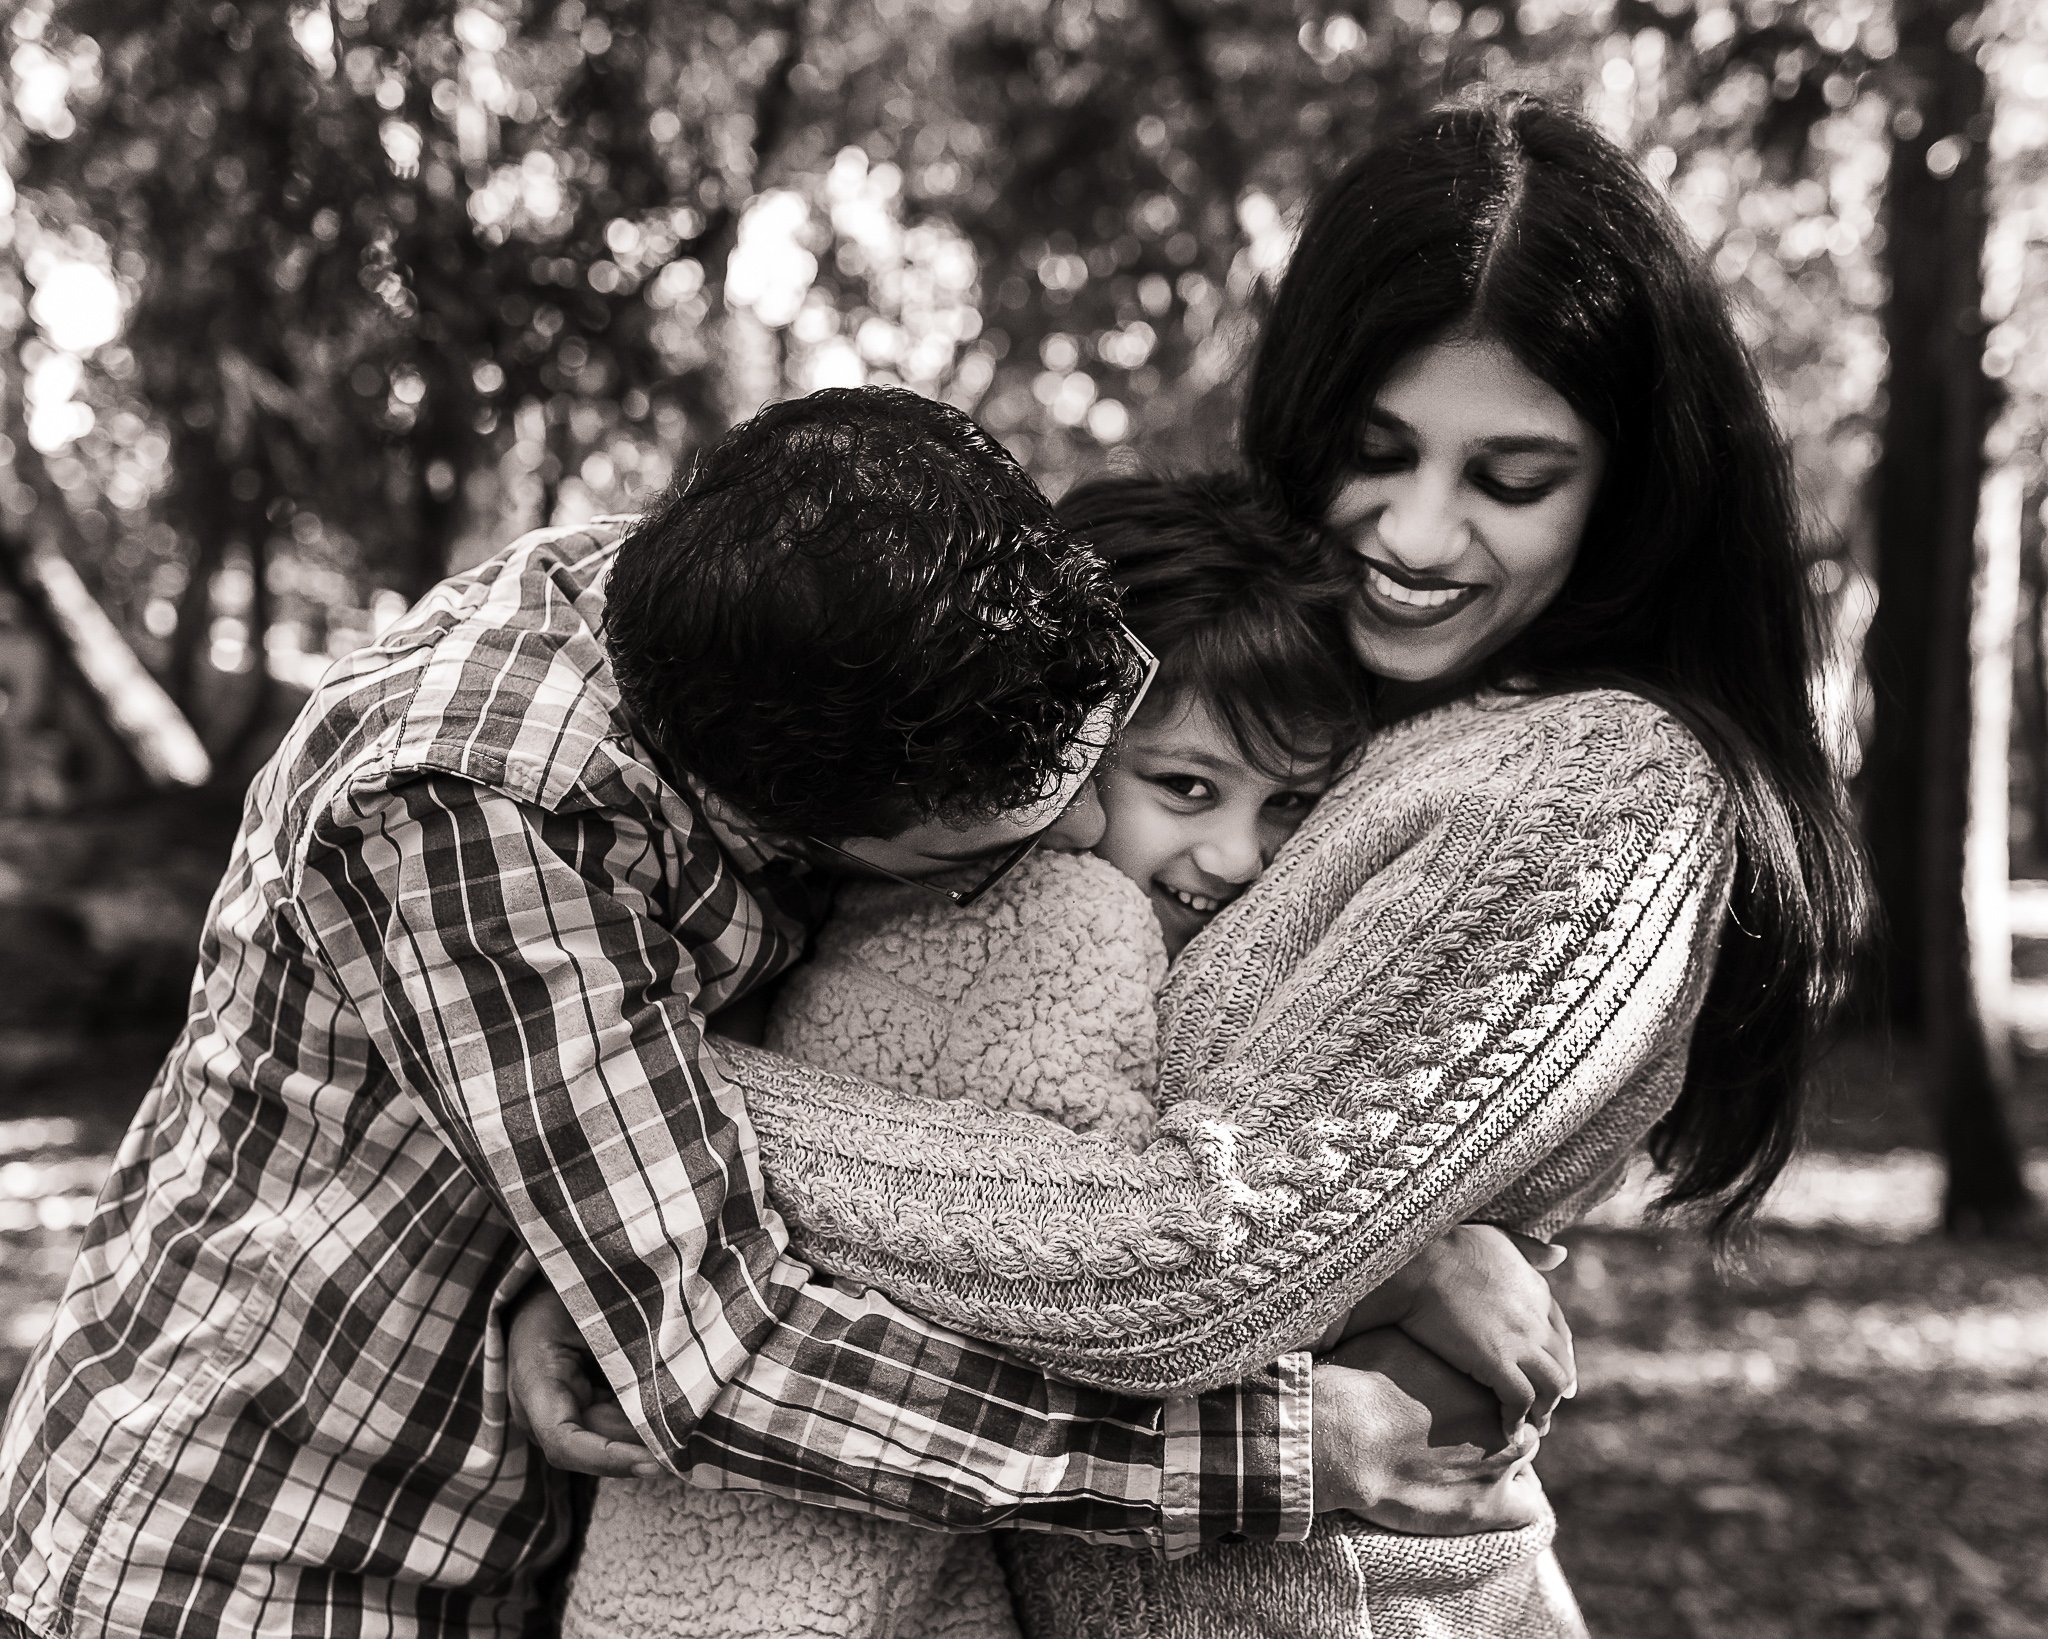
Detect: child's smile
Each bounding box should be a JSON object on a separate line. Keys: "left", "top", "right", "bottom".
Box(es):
{"left": 1092, "top": 695, "right": 1333, "bottom": 956}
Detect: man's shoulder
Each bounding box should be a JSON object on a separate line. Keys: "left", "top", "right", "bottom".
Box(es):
{"left": 275, "top": 518, "right": 657, "bottom": 826}
{"left": 382, "top": 520, "right": 641, "bottom": 808}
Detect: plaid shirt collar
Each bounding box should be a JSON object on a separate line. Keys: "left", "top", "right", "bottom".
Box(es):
{"left": 676, "top": 772, "right": 810, "bottom": 876}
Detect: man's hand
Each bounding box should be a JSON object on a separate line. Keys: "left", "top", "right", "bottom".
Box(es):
{"left": 505, "top": 1283, "right": 665, "bottom": 1479}
{"left": 1310, "top": 1327, "right": 1544, "bottom": 1535}
{"left": 1328, "top": 1226, "right": 1575, "bottom": 1436}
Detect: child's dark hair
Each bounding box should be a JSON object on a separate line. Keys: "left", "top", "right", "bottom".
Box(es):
{"left": 606, "top": 386, "right": 1133, "bottom": 840}
{"left": 1056, "top": 473, "right": 1370, "bottom": 776}
{"left": 1244, "top": 92, "right": 1870, "bottom": 1240}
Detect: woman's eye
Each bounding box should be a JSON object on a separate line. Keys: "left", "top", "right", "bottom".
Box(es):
{"left": 1473, "top": 469, "right": 1565, "bottom": 506}
{"left": 1355, "top": 444, "right": 1411, "bottom": 474}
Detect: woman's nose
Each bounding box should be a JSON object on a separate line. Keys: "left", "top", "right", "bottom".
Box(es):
{"left": 1372, "top": 481, "right": 1468, "bottom": 570}
{"left": 1040, "top": 780, "right": 1107, "bottom": 853}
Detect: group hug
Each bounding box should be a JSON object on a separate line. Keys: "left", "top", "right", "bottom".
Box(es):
{"left": 0, "top": 92, "right": 1866, "bottom": 1639}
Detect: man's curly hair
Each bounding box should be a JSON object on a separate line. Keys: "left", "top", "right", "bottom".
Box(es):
{"left": 606, "top": 387, "right": 1133, "bottom": 841}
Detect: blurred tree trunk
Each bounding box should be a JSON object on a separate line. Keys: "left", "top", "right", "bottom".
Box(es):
{"left": 2017, "top": 485, "right": 2048, "bottom": 867}
{"left": 684, "top": 0, "right": 809, "bottom": 437}
{"left": 1864, "top": 0, "right": 2032, "bottom": 1233}
{"left": 2023, "top": 493, "right": 2048, "bottom": 864}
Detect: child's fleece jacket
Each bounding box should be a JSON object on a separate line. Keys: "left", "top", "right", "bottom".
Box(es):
{"left": 563, "top": 845, "right": 1586, "bottom": 1639}
{"left": 560, "top": 850, "right": 1156, "bottom": 1639}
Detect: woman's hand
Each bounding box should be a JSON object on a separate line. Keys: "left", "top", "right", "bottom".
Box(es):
{"left": 505, "top": 1283, "right": 665, "bottom": 1479}
{"left": 1322, "top": 1225, "right": 1576, "bottom": 1436}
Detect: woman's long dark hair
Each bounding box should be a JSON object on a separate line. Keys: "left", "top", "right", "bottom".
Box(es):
{"left": 1244, "top": 92, "right": 1869, "bottom": 1240}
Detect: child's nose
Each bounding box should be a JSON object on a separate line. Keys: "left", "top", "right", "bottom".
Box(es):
{"left": 1040, "top": 781, "right": 1107, "bottom": 854}
{"left": 1192, "top": 822, "right": 1263, "bottom": 885}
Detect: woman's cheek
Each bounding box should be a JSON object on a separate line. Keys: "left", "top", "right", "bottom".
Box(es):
{"left": 1322, "top": 477, "right": 1385, "bottom": 551}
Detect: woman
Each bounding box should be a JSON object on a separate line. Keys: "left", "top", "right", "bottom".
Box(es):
{"left": 545, "top": 91, "right": 1866, "bottom": 1635}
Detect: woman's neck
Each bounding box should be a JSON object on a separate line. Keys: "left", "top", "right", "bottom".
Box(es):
{"left": 1372, "top": 673, "right": 1479, "bottom": 726}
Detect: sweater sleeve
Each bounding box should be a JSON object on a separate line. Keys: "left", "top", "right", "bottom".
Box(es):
{"left": 737, "top": 690, "right": 1735, "bottom": 1394}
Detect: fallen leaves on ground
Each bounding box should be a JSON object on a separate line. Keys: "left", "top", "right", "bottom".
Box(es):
{"left": 1547, "top": 1216, "right": 2048, "bottom": 1638}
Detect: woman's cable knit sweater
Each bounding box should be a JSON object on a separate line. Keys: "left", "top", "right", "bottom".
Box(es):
{"left": 565, "top": 688, "right": 1734, "bottom": 1639}
{"left": 736, "top": 689, "right": 1734, "bottom": 1391}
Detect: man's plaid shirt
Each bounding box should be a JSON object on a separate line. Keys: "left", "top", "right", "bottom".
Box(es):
{"left": 0, "top": 525, "right": 1312, "bottom": 1639}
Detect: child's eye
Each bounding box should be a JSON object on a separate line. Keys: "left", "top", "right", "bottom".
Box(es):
{"left": 1266, "top": 790, "right": 1321, "bottom": 816}
{"left": 1151, "top": 773, "right": 1214, "bottom": 801}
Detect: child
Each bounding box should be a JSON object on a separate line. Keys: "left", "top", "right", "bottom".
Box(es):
{"left": 560, "top": 474, "right": 1571, "bottom": 1639}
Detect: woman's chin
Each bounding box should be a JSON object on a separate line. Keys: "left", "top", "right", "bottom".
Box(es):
{"left": 1344, "top": 608, "right": 1487, "bottom": 684}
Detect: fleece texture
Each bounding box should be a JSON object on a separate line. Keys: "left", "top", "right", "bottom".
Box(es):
{"left": 562, "top": 850, "right": 1160, "bottom": 1639}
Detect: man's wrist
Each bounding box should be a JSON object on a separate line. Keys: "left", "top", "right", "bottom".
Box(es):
{"left": 1159, "top": 1350, "right": 1315, "bottom": 1558}
{"left": 1338, "top": 1247, "right": 1433, "bottom": 1341}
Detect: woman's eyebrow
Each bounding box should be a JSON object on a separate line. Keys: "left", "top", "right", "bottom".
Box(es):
{"left": 1475, "top": 433, "right": 1584, "bottom": 457}
{"left": 1364, "top": 410, "right": 1581, "bottom": 458}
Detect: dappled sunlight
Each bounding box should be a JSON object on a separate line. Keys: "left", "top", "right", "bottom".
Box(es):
{"left": 1547, "top": 1214, "right": 2048, "bottom": 1637}
{"left": 1567, "top": 1149, "right": 2048, "bottom": 1421}
{"left": 1580, "top": 1294, "right": 2048, "bottom": 1398}
{"left": 1583, "top": 1146, "right": 2048, "bottom": 1240}
{"left": 0, "top": 1115, "right": 105, "bottom": 1369}
{"left": 10, "top": 0, "right": 1994, "bottom": 697}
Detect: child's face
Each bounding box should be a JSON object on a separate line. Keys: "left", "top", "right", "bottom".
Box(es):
{"left": 1094, "top": 693, "right": 1333, "bottom": 956}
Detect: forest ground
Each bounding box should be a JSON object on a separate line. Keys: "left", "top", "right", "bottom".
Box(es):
{"left": 3, "top": 1017, "right": 2045, "bottom": 1637}
{"left": 1547, "top": 1036, "right": 2048, "bottom": 1638}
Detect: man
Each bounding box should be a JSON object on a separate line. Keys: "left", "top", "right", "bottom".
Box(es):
{"left": 0, "top": 390, "right": 1536, "bottom": 1639}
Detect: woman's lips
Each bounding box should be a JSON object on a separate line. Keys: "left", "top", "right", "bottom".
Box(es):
{"left": 1356, "top": 562, "right": 1485, "bottom": 629}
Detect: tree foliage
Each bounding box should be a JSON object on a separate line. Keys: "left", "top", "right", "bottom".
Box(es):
{"left": 0, "top": 0, "right": 2032, "bottom": 766}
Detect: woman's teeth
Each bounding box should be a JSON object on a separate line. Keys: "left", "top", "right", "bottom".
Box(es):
{"left": 1364, "top": 565, "right": 1472, "bottom": 608}
{"left": 1164, "top": 885, "right": 1224, "bottom": 914}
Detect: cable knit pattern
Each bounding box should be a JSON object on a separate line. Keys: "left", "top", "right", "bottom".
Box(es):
{"left": 735, "top": 688, "right": 1734, "bottom": 1397}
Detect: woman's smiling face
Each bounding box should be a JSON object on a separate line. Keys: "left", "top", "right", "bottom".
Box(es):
{"left": 1324, "top": 334, "right": 1607, "bottom": 685}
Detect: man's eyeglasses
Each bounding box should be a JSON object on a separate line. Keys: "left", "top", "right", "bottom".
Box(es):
{"left": 807, "top": 625, "right": 1159, "bottom": 908}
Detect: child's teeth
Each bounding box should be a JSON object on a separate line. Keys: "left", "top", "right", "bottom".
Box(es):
{"left": 1168, "top": 886, "right": 1221, "bottom": 913}
{"left": 1367, "top": 567, "right": 1468, "bottom": 608}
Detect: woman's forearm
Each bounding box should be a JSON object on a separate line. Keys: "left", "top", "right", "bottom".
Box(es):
{"left": 740, "top": 692, "right": 1733, "bottom": 1394}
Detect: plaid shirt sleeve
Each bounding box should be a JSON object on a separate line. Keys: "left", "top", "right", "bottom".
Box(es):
{"left": 297, "top": 772, "right": 1314, "bottom": 1551}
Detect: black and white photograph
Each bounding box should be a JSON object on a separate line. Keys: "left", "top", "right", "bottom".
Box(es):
{"left": 0, "top": 1, "right": 2044, "bottom": 1634}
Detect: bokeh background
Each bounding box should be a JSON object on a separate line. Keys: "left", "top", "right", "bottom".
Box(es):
{"left": 2, "top": 1, "right": 2046, "bottom": 1633}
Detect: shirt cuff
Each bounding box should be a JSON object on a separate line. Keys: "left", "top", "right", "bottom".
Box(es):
{"left": 1158, "top": 1349, "right": 1316, "bottom": 1559}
